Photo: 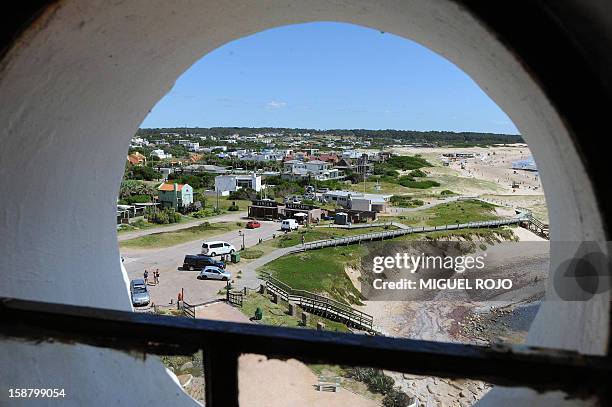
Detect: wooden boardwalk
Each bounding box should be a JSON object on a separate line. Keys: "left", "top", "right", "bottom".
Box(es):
{"left": 288, "top": 217, "right": 527, "bottom": 254}
{"left": 261, "top": 273, "right": 376, "bottom": 333}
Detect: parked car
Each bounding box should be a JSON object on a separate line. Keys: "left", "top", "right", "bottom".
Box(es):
{"left": 281, "top": 218, "right": 299, "bottom": 231}
{"left": 197, "top": 266, "right": 231, "bottom": 281}
{"left": 182, "top": 255, "right": 225, "bottom": 271}
{"left": 201, "top": 240, "right": 236, "bottom": 257}
{"left": 246, "top": 220, "right": 261, "bottom": 229}
{"left": 130, "top": 279, "right": 150, "bottom": 307}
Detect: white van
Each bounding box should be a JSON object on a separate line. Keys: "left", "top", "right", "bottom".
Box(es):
{"left": 201, "top": 241, "right": 236, "bottom": 257}
{"left": 281, "top": 219, "right": 299, "bottom": 231}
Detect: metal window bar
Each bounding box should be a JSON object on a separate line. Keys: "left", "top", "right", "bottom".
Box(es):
{"left": 1, "top": 297, "right": 611, "bottom": 407}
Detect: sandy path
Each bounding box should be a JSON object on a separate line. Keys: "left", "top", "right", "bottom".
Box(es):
{"left": 197, "top": 302, "right": 379, "bottom": 407}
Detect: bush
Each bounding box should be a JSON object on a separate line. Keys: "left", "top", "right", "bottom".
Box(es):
{"left": 147, "top": 208, "right": 181, "bottom": 224}
{"left": 122, "top": 194, "right": 152, "bottom": 204}
{"left": 398, "top": 176, "right": 440, "bottom": 189}
{"left": 390, "top": 195, "right": 424, "bottom": 208}
{"left": 345, "top": 367, "right": 395, "bottom": 395}
{"left": 228, "top": 201, "right": 240, "bottom": 211}
{"left": 192, "top": 208, "right": 218, "bottom": 218}
{"left": 407, "top": 169, "right": 426, "bottom": 177}
{"left": 386, "top": 155, "right": 432, "bottom": 170}
{"left": 383, "top": 389, "right": 413, "bottom": 407}
{"left": 229, "top": 188, "right": 257, "bottom": 201}
{"left": 240, "top": 249, "right": 264, "bottom": 259}
{"left": 440, "top": 189, "right": 456, "bottom": 196}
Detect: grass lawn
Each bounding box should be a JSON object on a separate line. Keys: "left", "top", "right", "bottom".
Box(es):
{"left": 238, "top": 248, "right": 264, "bottom": 259}
{"left": 240, "top": 291, "right": 349, "bottom": 332}
{"left": 215, "top": 196, "right": 250, "bottom": 212}
{"left": 381, "top": 199, "right": 500, "bottom": 227}
{"left": 119, "top": 221, "right": 244, "bottom": 249}
{"left": 273, "top": 225, "right": 397, "bottom": 248}
{"left": 258, "top": 244, "right": 365, "bottom": 305}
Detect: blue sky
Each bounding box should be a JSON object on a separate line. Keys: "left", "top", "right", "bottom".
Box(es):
{"left": 141, "top": 22, "right": 518, "bottom": 134}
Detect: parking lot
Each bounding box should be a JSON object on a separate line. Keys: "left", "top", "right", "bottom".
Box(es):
{"left": 121, "top": 219, "right": 280, "bottom": 306}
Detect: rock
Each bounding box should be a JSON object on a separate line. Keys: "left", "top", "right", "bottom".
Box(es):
{"left": 467, "top": 384, "right": 479, "bottom": 394}
{"left": 179, "top": 361, "right": 193, "bottom": 372}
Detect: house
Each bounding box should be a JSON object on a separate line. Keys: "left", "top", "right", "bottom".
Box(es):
{"left": 127, "top": 152, "right": 146, "bottom": 166}
{"left": 189, "top": 154, "right": 203, "bottom": 163}
{"left": 214, "top": 173, "right": 262, "bottom": 196}
{"left": 157, "top": 182, "right": 193, "bottom": 210}
{"left": 151, "top": 149, "right": 171, "bottom": 160}
{"left": 316, "top": 153, "right": 339, "bottom": 164}
{"left": 321, "top": 190, "right": 391, "bottom": 213}
{"left": 283, "top": 159, "right": 341, "bottom": 181}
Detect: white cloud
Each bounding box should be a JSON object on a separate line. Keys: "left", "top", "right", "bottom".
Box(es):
{"left": 265, "top": 100, "right": 287, "bottom": 109}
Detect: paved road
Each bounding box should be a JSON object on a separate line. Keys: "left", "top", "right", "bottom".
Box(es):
{"left": 117, "top": 211, "right": 248, "bottom": 242}
{"left": 122, "top": 220, "right": 281, "bottom": 306}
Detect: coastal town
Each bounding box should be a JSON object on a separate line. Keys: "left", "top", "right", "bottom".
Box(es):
{"left": 119, "top": 127, "right": 549, "bottom": 407}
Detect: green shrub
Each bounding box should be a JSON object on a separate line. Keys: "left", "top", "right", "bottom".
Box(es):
{"left": 386, "top": 155, "right": 432, "bottom": 170}
{"left": 345, "top": 367, "right": 395, "bottom": 394}
{"left": 390, "top": 195, "right": 424, "bottom": 208}
{"left": 228, "top": 201, "right": 240, "bottom": 211}
{"left": 398, "top": 176, "right": 440, "bottom": 189}
{"left": 408, "top": 169, "right": 426, "bottom": 177}
{"left": 383, "top": 388, "right": 413, "bottom": 407}
{"left": 440, "top": 189, "right": 456, "bottom": 196}
{"left": 147, "top": 208, "right": 181, "bottom": 224}
{"left": 240, "top": 249, "right": 263, "bottom": 260}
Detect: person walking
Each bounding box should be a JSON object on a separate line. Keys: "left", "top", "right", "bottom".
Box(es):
{"left": 143, "top": 269, "right": 149, "bottom": 285}
{"left": 155, "top": 269, "right": 160, "bottom": 285}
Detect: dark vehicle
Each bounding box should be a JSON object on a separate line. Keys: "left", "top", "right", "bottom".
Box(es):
{"left": 182, "top": 255, "right": 225, "bottom": 271}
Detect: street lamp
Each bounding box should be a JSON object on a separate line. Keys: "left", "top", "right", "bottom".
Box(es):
{"left": 238, "top": 230, "right": 245, "bottom": 250}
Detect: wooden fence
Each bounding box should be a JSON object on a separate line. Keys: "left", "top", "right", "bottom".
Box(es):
{"left": 182, "top": 301, "right": 196, "bottom": 319}
{"left": 290, "top": 217, "right": 525, "bottom": 253}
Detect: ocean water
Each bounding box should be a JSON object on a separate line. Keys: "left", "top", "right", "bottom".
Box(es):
{"left": 512, "top": 156, "right": 538, "bottom": 171}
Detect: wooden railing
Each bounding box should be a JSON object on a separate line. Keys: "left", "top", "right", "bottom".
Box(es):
{"left": 182, "top": 301, "right": 196, "bottom": 319}
{"left": 227, "top": 290, "right": 243, "bottom": 307}
{"left": 261, "top": 273, "right": 375, "bottom": 332}
{"left": 291, "top": 218, "right": 524, "bottom": 253}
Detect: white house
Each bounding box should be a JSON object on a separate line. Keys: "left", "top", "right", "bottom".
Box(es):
{"left": 342, "top": 150, "right": 362, "bottom": 159}
{"left": 214, "top": 173, "right": 262, "bottom": 196}
{"left": 151, "top": 149, "right": 171, "bottom": 159}
{"left": 321, "top": 190, "right": 391, "bottom": 213}
{"left": 283, "top": 159, "right": 340, "bottom": 181}
{"left": 185, "top": 142, "right": 199, "bottom": 151}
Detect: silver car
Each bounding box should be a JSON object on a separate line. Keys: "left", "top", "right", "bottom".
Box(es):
{"left": 197, "top": 266, "right": 231, "bottom": 281}
{"left": 130, "top": 279, "right": 150, "bottom": 306}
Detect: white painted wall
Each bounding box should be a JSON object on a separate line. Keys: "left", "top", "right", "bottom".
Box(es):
{"left": 0, "top": 0, "right": 608, "bottom": 405}
{"left": 215, "top": 175, "right": 238, "bottom": 194}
